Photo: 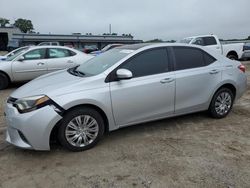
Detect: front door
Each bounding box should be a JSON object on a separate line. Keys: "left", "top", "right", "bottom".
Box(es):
{"left": 12, "top": 48, "right": 47, "bottom": 81}
{"left": 109, "top": 48, "right": 175, "bottom": 127}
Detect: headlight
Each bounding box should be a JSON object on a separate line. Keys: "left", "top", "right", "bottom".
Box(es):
{"left": 14, "top": 95, "right": 50, "bottom": 113}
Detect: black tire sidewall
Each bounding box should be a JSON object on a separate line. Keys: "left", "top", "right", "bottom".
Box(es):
{"left": 58, "top": 107, "right": 105, "bottom": 152}
{"left": 0, "top": 73, "right": 9, "bottom": 90}
{"left": 209, "top": 88, "right": 234, "bottom": 119}
{"left": 227, "top": 55, "right": 237, "bottom": 60}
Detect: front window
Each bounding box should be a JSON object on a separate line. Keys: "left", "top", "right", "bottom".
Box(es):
{"left": 23, "top": 49, "right": 46, "bottom": 60}
{"left": 5, "top": 51, "right": 24, "bottom": 61}
{"left": 121, "top": 48, "right": 169, "bottom": 78}
{"left": 75, "top": 49, "right": 131, "bottom": 76}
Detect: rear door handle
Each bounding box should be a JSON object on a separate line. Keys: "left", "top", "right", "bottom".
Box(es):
{"left": 37, "top": 62, "right": 45, "bottom": 66}
{"left": 209, "top": 69, "right": 220, "bottom": 74}
{"left": 160, "top": 78, "right": 175, "bottom": 84}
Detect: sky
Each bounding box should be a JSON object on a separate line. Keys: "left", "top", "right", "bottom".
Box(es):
{"left": 0, "top": 0, "right": 250, "bottom": 41}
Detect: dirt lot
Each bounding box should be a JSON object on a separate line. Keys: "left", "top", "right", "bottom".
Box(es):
{"left": 0, "top": 62, "right": 250, "bottom": 188}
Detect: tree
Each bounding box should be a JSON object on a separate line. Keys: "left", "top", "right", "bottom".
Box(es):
{"left": 14, "top": 18, "right": 34, "bottom": 33}
{"left": 247, "top": 36, "right": 250, "bottom": 40}
{"left": 0, "top": 18, "right": 10, "bottom": 27}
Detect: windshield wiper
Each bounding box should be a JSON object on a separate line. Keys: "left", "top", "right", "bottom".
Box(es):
{"left": 68, "top": 66, "right": 85, "bottom": 77}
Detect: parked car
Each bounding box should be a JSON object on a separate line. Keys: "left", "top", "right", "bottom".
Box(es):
{"left": 38, "top": 42, "right": 60, "bottom": 46}
{"left": 180, "top": 35, "right": 244, "bottom": 60}
{"left": 82, "top": 45, "right": 99, "bottom": 54}
{"left": 5, "top": 43, "right": 247, "bottom": 151}
{"left": 0, "top": 46, "right": 93, "bottom": 89}
{"left": 242, "top": 43, "right": 250, "bottom": 60}
{"left": 0, "top": 46, "right": 30, "bottom": 61}
{"left": 90, "top": 44, "right": 124, "bottom": 56}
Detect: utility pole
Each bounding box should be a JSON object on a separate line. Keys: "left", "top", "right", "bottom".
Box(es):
{"left": 109, "top": 24, "right": 112, "bottom": 34}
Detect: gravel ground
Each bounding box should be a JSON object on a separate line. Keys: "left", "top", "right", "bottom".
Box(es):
{"left": 0, "top": 61, "right": 250, "bottom": 188}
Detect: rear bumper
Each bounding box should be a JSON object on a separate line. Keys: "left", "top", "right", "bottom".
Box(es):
{"left": 236, "top": 74, "right": 248, "bottom": 100}
{"left": 4, "top": 103, "right": 62, "bottom": 150}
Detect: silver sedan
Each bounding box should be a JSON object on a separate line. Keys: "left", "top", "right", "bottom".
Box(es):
{"left": 0, "top": 46, "right": 93, "bottom": 89}
{"left": 4, "top": 43, "right": 247, "bottom": 151}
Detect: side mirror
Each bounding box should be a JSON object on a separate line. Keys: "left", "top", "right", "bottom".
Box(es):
{"left": 18, "top": 56, "right": 25, "bottom": 62}
{"left": 116, "top": 69, "right": 133, "bottom": 80}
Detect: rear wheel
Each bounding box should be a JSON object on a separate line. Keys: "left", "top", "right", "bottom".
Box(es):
{"left": 58, "top": 107, "right": 105, "bottom": 152}
{"left": 227, "top": 54, "right": 238, "bottom": 60}
{"left": 209, "top": 88, "right": 234, "bottom": 118}
{"left": 0, "top": 73, "right": 9, "bottom": 90}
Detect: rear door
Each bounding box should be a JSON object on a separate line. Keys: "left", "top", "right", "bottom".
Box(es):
{"left": 47, "top": 48, "right": 78, "bottom": 73}
{"left": 12, "top": 48, "right": 47, "bottom": 81}
{"left": 172, "top": 46, "right": 222, "bottom": 114}
{"left": 109, "top": 48, "right": 175, "bottom": 126}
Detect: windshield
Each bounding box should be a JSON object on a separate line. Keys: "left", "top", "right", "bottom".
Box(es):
{"left": 76, "top": 48, "right": 132, "bottom": 76}
{"left": 101, "top": 45, "right": 112, "bottom": 52}
{"left": 7, "top": 47, "right": 29, "bottom": 57}
{"left": 179, "top": 38, "right": 193, "bottom": 44}
{"left": 5, "top": 50, "right": 25, "bottom": 61}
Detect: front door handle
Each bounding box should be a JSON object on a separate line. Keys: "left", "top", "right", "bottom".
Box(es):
{"left": 209, "top": 69, "right": 220, "bottom": 74}
{"left": 67, "top": 60, "right": 74, "bottom": 63}
{"left": 160, "top": 78, "right": 175, "bottom": 84}
{"left": 37, "top": 62, "right": 45, "bottom": 66}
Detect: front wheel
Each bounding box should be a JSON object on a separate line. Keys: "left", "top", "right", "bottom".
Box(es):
{"left": 209, "top": 88, "right": 234, "bottom": 118}
{"left": 0, "top": 73, "right": 9, "bottom": 90}
{"left": 58, "top": 107, "right": 105, "bottom": 152}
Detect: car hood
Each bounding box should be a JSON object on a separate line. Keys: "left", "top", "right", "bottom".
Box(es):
{"left": 10, "top": 70, "right": 104, "bottom": 99}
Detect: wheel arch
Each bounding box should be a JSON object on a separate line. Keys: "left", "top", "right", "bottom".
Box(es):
{"left": 0, "top": 70, "right": 11, "bottom": 83}
{"left": 49, "top": 103, "right": 110, "bottom": 146}
{"left": 226, "top": 51, "right": 238, "bottom": 59}
{"left": 209, "top": 82, "right": 237, "bottom": 107}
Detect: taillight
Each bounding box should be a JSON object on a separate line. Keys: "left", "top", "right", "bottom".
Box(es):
{"left": 238, "top": 64, "right": 246, "bottom": 73}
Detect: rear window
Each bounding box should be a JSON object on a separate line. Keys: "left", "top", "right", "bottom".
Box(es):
{"left": 203, "top": 37, "right": 217, "bottom": 46}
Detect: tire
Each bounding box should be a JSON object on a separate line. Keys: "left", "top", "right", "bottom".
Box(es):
{"left": 0, "top": 73, "right": 9, "bottom": 90}
{"left": 209, "top": 88, "right": 235, "bottom": 119}
{"left": 227, "top": 54, "right": 238, "bottom": 60}
{"left": 58, "top": 107, "right": 105, "bottom": 152}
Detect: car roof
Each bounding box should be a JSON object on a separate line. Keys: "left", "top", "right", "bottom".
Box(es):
{"left": 116, "top": 42, "right": 204, "bottom": 50}
{"left": 28, "top": 45, "right": 74, "bottom": 50}
{"left": 183, "top": 34, "right": 216, "bottom": 39}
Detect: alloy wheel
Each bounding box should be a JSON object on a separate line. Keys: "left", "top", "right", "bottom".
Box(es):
{"left": 65, "top": 115, "right": 99, "bottom": 147}
{"left": 214, "top": 92, "right": 232, "bottom": 116}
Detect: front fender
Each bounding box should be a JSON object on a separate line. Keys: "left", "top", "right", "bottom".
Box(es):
{"left": 50, "top": 87, "right": 118, "bottom": 132}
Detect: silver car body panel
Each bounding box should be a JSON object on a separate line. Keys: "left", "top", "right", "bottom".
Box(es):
{"left": 5, "top": 43, "right": 247, "bottom": 150}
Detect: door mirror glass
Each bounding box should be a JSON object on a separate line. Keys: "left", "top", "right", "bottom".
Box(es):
{"left": 18, "top": 56, "right": 25, "bottom": 62}
{"left": 116, "top": 69, "right": 133, "bottom": 80}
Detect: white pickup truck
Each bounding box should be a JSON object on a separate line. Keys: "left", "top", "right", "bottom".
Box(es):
{"left": 180, "top": 35, "right": 244, "bottom": 60}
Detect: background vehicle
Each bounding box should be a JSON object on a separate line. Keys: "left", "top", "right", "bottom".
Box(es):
{"left": 82, "top": 45, "right": 99, "bottom": 54}
{"left": 90, "top": 44, "right": 124, "bottom": 56}
{"left": 38, "top": 42, "right": 60, "bottom": 46}
{"left": 242, "top": 43, "right": 250, "bottom": 60}
{"left": 0, "top": 46, "right": 30, "bottom": 61}
{"left": 5, "top": 43, "right": 247, "bottom": 151}
{"left": 0, "top": 45, "right": 93, "bottom": 89}
{"left": 180, "top": 35, "right": 244, "bottom": 60}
